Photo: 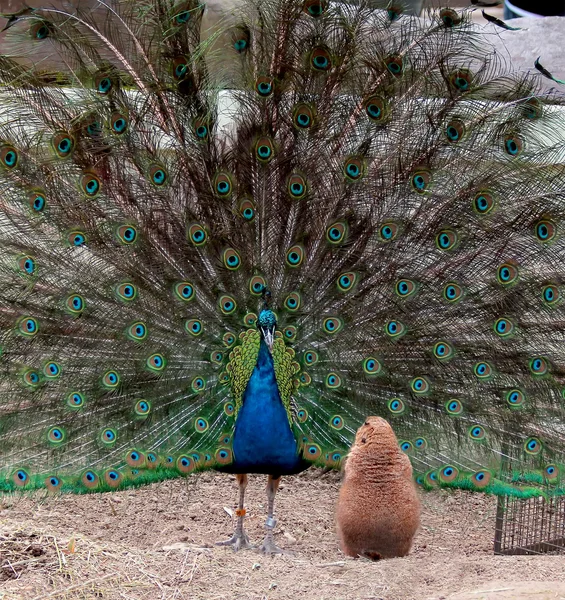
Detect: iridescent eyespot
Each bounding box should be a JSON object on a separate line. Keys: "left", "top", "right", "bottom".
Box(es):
{"left": 473, "top": 191, "right": 495, "bottom": 215}
{"left": 211, "top": 351, "right": 224, "bottom": 364}
{"left": 101, "top": 428, "right": 117, "bottom": 444}
{"left": 85, "top": 118, "right": 102, "bottom": 137}
{"left": 223, "top": 332, "right": 236, "bottom": 347}
{"left": 23, "top": 369, "right": 41, "bottom": 387}
{"left": 415, "top": 437, "right": 428, "bottom": 450}
{"left": 215, "top": 448, "right": 233, "bottom": 464}
{"left": 325, "top": 372, "right": 342, "bottom": 388}
{"left": 111, "top": 112, "right": 128, "bottom": 135}
{"left": 323, "top": 317, "right": 343, "bottom": 335}
{"left": 46, "top": 476, "right": 62, "bottom": 492}
{"left": 286, "top": 244, "right": 305, "bottom": 267}
{"left": 433, "top": 341, "right": 454, "bottom": 361}
{"left": 379, "top": 222, "right": 399, "bottom": 242}
{"left": 0, "top": 145, "right": 18, "bottom": 169}
{"left": 545, "top": 464, "right": 559, "bottom": 480}
{"left": 304, "top": 444, "right": 322, "bottom": 460}
{"left": 436, "top": 229, "right": 458, "bottom": 250}
{"left": 127, "top": 450, "right": 145, "bottom": 468}
{"left": 449, "top": 69, "right": 473, "bottom": 92}
{"left": 67, "top": 392, "right": 85, "bottom": 409}
{"left": 326, "top": 222, "right": 347, "bottom": 244}
{"left": 543, "top": 284, "right": 560, "bottom": 305}
{"left": 47, "top": 426, "right": 65, "bottom": 444}
{"left": 43, "top": 361, "right": 61, "bottom": 379}
{"left": 288, "top": 173, "right": 307, "bottom": 199}
{"left": 311, "top": 47, "right": 332, "bottom": 71}
{"left": 473, "top": 362, "right": 493, "bottom": 379}
{"left": 102, "top": 370, "right": 120, "bottom": 388}
{"left": 193, "top": 117, "right": 211, "bottom": 140}
{"left": 529, "top": 356, "right": 548, "bottom": 376}
{"left": 344, "top": 157, "right": 365, "bottom": 181}
{"left": 134, "top": 399, "right": 151, "bottom": 416}
{"left": 506, "top": 389, "right": 525, "bottom": 408}
{"left": 400, "top": 441, "right": 413, "bottom": 453}
{"left": 231, "top": 25, "right": 250, "bottom": 52}
{"left": 185, "top": 318, "right": 203, "bottom": 336}
{"left": 337, "top": 272, "right": 358, "bottom": 292}
{"left": 284, "top": 292, "right": 301, "bottom": 312}
{"left": 116, "top": 225, "right": 137, "bottom": 245}
{"left": 303, "top": 0, "right": 328, "bottom": 16}
{"left": 173, "top": 282, "right": 195, "bottom": 304}
{"left": 187, "top": 223, "right": 207, "bottom": 246}
{"left": 127, "top": 321, "right": 147, "bottom": 341}
{"left": 411, "top": 377, "right": 430, "bottom": 395}
{"left": 219, "top": 371, "right": 230, "bottom": 384}
{"left": 255, "top": 136, "right": 274, "bottom": 162}
{"left": 149, "top": 164, "right": 168, "bottom": 186}
{"left": 219, "top": 295, "right": 237, "bottom": 315}
{"left": 471, "top": 470, "right": 491, "bottom": 488}
{"left": 445, "top": 119, "right": 465, "bottom": 143}
{"left": 17, "top": 255, "right": 36, "bottom": 275}
{"left": 439, "top": 7, "right": 462, "bottom": 26}
{"left": 80, "top": 470, "right": 99, "bottom": 489}
{"left": 385, "top": 319, "right": 406, "bottom": 338}
{"left": 243, "top": 312, "right": 257, "bottom": 327}
{"left": 411, "top": 169, "right": 432, "bottom": 193}
{"left": 115, "top": 282, "right": 138, "bottom": 302}
{"left": 524, "top": 437, "right": 542, "bottom": 455}
{"left": 395, "top": 279, "right": 417, "bottom": 298}
{"left": 239, "top": 198, "right": 256, "bottom": 221}
{"left": 293, "top": 103, "right": 316, "bottom": 129}
{"left": 299, "top": 372, "right": 312, "bottom": 385}
{"left": 176, "top": 455, "right": 195, "bottom": 474}
{"left": 443, "top": 282, "right": 463, "bottom": 303}
{"left": 214, "top": 172, "right": 233, "bottom": 197}
{"left": 364, "top": 96, "right": 388, "bottom": 123}
{"left": 67, "top": 231, "right": 87, "bottom": 246}
{"left": 535, "top": 220, "right": 556, "bottom": 243}
{"left": 29, "top": 190, "right": 46, "bottom": 213}
{"left": 469, "top": 425, "right": 486, "bottom": 440}
{"left": 330, "top": 415, "right": 344, "bottom": 429}
{"left": 195, "top": 417, "right": 208, "bottom": 431}
{"left": 283, "top": 326, "right": 297, "bottom": 341}
{"left": 223, "top": 248, "right": 241, "bottom": 270}
{"left": 504, "top": 135, "right": 523, "bottom": 156}
{"left": 146, "top": 353, "right": 166, "bottom": 372}
{"left": 31, "top": 21, "right": 51, "bottom": 39}
{"left": 65, "top": 294, "right": 85, "bottom": 314}
{"left": 385, "top": 55, "right": 403, "bottom": 76}
{"left": 104, "top": 469, "right": 122, "bottom": 488}
{"left": 80, "top": 172, "right": 101, "bottom": 197}
{"left": 388, "top": 398, "right": 406, "bottom": 414}
{"left": 249, "top": 275, "right": 266, "bottom": 296}
{"left": 95, "top": 72, "right": 115, "bottom": 94}
{"left": 494, "top": 317, "right": 514, "bottom": 337}
{"left": 18, "top": 316, "right": 39, "bottom": 337}
{"left": 445, "top": 399, "right": 463, "bottom": 415}
{"left": 439, "top": 465, "right": 458, "bottom": 483}
{"left": 363, "top": 357, "right": 381, "bottom": 375}
{"left": 255, "top": 76, "right": 274, "bottom": 97}
{"left": 297, "top": 408, "right": 308, "bottom": 423}
{"left": 172, "top": 55, "right": 189, "bottom": 80}
{"left": 52, "top": 132, "right": 75, "bottom": 158}
{"left": 304, "top": 350, "right": 318, "bottom": 365}
{"left": 521, "top": 97, "right": 542, "bottom": 119}
{"left": 224, "top": 402, "right": 235, "bottom": 416}
{"left": 13, "top": 469, "right": 29, "bottom": 487}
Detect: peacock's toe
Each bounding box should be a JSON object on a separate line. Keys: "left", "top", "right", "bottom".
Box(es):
{"left": 216, "top": 531, "right": 253, "bottom": 552}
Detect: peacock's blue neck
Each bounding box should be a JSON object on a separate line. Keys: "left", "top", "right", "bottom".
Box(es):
{"left": 227, "top": 338, "right": 307, "bottom": 475}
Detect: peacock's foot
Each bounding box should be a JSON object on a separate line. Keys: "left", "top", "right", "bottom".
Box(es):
{"left": 257, "top": 531, "right": 285, "bottom": 555}
{"left": 216, "top": 530, "right": 253, "bottom": 552}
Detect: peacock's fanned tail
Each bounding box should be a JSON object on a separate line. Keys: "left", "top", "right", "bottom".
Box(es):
{"left": 0, "top": 0, "right": 563, "bottom": 497}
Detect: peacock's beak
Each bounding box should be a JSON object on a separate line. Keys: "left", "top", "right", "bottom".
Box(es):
{"left": 262, "top": 326, "right": 275, "bottom": 352}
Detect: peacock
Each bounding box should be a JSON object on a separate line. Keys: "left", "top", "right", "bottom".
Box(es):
{"left": 0, "top": 0, "right": 564, "bottom": 555}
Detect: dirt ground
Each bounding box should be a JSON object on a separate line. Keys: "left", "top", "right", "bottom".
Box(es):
{"left": 1, "top": 469, "right": 564, "bottom": 600}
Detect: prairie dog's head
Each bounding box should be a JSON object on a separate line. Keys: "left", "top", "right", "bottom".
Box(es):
{"left": 353, "top": 416, "right": 399, "bottom": 450}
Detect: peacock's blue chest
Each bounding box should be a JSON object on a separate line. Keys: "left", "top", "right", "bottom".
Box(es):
{"left": 226, "top": 340, "right": 307, "bottom": 475}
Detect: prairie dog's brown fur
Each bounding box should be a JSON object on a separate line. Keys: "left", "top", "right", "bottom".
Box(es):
{"left": 336, "top": 416, "right": 420, "bottom": 559}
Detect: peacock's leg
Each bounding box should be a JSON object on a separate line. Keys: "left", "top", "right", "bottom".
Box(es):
{"left": 258, "top": 474, "right": 284, "bottom": 555}
{"left": 216, "top": 473, "right": 252, "bottom": 551}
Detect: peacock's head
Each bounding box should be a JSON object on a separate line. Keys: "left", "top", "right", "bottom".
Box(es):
{"left": 258, "top": 309, "right": 277, "bottom": 352}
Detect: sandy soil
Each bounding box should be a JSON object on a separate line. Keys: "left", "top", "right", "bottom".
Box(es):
{"left": 1, "top": 469, "right": 564, "bottom": 600}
